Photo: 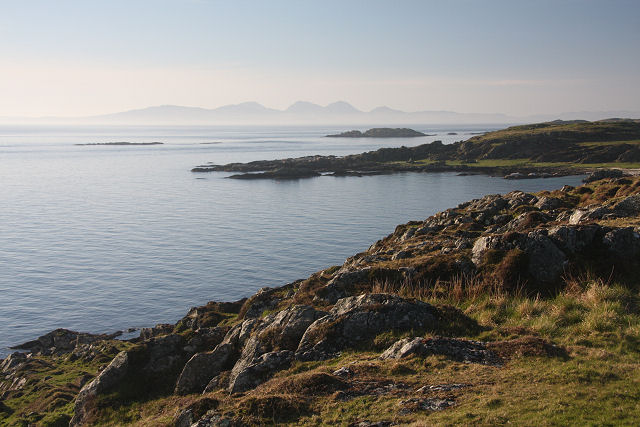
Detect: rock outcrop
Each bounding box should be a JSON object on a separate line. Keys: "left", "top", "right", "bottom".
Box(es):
{"left": 296, "top": 294, "right": 441, "bottom": 361}
{"left": 70, "top": 351, "right": 130, "bottom": 426}
{"left": 175, "top": 319, "right": 259, "bottom": 395}
{"left": 380, "top": 337, "right": 501, "bottom": 365}
{"left": 10, "top": 329, "right": 121, "bottom": 355}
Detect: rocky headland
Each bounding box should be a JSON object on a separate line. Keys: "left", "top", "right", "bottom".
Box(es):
{"left": 2, "top": 172, "right": 640, "bottom": 425}
{"left": 192, "top": 119, "right": 640, "bottom": 179}
{"left": 326, "top": 128, "right": 427, "bottom": 138}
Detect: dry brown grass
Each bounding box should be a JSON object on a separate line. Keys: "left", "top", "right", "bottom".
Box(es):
{"left": 371, "top": 273, "right": 526, "bottom": 306}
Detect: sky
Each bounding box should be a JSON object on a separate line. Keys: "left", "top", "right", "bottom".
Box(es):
{"left": 1, "top": 0, "right": 639, "bottom": 117}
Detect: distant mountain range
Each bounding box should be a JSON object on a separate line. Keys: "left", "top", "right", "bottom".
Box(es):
{"left": 1, "top": 101, "right": 638, "bottom": 125}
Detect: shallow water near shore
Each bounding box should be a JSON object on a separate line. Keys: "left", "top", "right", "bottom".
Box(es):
{"left": 0, "top": 124, "right": 585, "bottom": 356}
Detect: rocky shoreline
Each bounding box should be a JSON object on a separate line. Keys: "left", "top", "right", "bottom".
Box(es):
{"left": 190, "top": 145, "right": 585, "bottom": 180}
{"left": 191, "top": 120, "right": 640, "bottom": 180}
{"left": 2, "top": 171, "right": 640, "bottom": 425}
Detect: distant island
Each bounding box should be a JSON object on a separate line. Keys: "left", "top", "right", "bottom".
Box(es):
{"left": 75, "top": 142, "right": 164, "bottom": 146}
{"left": 194, "top": 119, "right": 640, "bottom": 179}
{"left": 327, "top": 127, "right": 427, "bottom": 138}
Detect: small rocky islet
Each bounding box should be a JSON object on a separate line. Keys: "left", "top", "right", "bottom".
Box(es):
{"left": 326, "top": 128, "right": 427, "bottom": 138}
{"left": 2, "top": 171, "right": 640, "bottom": 425}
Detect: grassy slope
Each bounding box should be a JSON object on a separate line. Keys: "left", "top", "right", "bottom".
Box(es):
{"left": 0, "top": 342, "right": 133, "bottom": 427}
{"left": 79, "top": 277, "right": 640, "bottom": 426}
{"left": 466, "top": 120, "right": 640, "bottom": 145}
{"left": 378, "top": 120, "right": 640, "bottom": 172}
{"left": 457, "top": 120, "right": 640, "bottom": 165}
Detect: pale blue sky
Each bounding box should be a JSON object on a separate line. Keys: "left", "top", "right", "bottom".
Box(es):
{"left": 1, "top": 0, "right": 639, "bottom": 116}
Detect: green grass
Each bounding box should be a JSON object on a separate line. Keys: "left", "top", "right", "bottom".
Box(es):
{"left": 0, "top": 341, "right": 132, "bottom": 427}
{"left": 444, "top": 158, "right": 640, "bottom": 170}
{"left": 445, "top": 158, "right": 532, "bottom": 167}
{"left": 65, "top": 276, "right": 640, "bottom": 426}
{"left": 579, "top": 139, "right": 640, "bottom": 147}
{"left": 574, "top": 162, "right": 640, "bottom": 169}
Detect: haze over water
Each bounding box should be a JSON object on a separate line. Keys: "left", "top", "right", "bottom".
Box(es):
{"left": 0, "top": 125, "right": 585, "bottom": 356}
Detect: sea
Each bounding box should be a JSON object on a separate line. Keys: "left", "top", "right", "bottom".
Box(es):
{"left": 0, "top": 124, "right": 585, "bottom": 356}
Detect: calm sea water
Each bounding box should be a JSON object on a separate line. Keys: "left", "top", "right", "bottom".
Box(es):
{"left": 0, "top": 124, "right": 585, "bottom": 356}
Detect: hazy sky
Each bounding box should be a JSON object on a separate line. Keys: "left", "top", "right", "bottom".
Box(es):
{"left": 1, "top": 0, "right": 639, "bottom": 117}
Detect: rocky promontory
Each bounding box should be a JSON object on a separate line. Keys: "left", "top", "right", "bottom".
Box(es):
{"left": 327, "top": 128, "right": 427, "bottom": 138}
{"left": 2, "top": 174, "right": 640, "bottom": 425}
{"left": 193, "top": 119, "right": 640, "bottom": 179}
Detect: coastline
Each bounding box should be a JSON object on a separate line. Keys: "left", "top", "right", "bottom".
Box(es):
{"left": 191, "top": 120, "right": 640, "bottom": 180}
{"left": 3, "top": 172, "right": 640, "bottom": 425}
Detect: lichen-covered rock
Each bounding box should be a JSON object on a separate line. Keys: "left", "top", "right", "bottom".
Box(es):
{"left": 380, "top": 337, "right": 500, "bottom": 365}
{"left": 174, "top": 344, "right": 236, "bottom": 396}
{"left": 535, "top": 196, "right": 563, "bottom": 211}
{"left": 569, "top": 205, "right": 610, "bottom": 224}
{"left": 238, "top": 285, "right": 295, "bottom": 319}
{"left": 505, "top": 191, "right": 538, "bottom": 209}
{"left": 547, "top": 225, "right": 601, "bottom": 254}
{"left": 0, "top": 352, "right": 27, "bottom": 373}
{"left": 603, "top": 227, "right": 640, "bottom": 260}
{"left": 228, "top": 350, "right": 294, "bottom": 393}
{"left": 314, "top": 268, "right": 371, "bottom": 304}
{"left": 10, "top": 328, "right": 119, "bottom": 355}
{"left": 191, "top": 410, "right": 234, "bottom": 427}
{"left": 500, "top": 211, "right": 551, "bottom": 232}
{"left": 142, "top": 334, "right": 187, "bottom": 374}
{"left": 296, "top": 294, "right": 440, "bottom": 361}
{"left": 379, "top": 337, "right": 425, "bottom": 359}
{"left": 471, "top": 236, "right": 502, "bottom": 264}
{"left": 71, "top": 351, "right": 129, "bottom": 426}
{"left": 613, "top": 195, "right": 640, "bottom": 216}
{"left": 173, "top": 408, "right": 193, "bottom": 427}
{"left": 467, "top": 194, "right": 508, "bottom": 215}
{"left": 176, "top": 299, "right": 245, "bottom": 331}
{"left": 520, "top": 231, "right": 567, "bottom": 284}
{"left": 227, "top": 305, "right": 326, "bottom": 393}
{"left": 472, "top": 231, "right": 567, "bottom": 284}
{"left": 139, "top": 323, "right": 174, "bottom": 340}
{"left": 174, "top": 319, "right": 259, "bottom": 395}
{"left": 183, "top": 326, "right": 228, "bottom": 354}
